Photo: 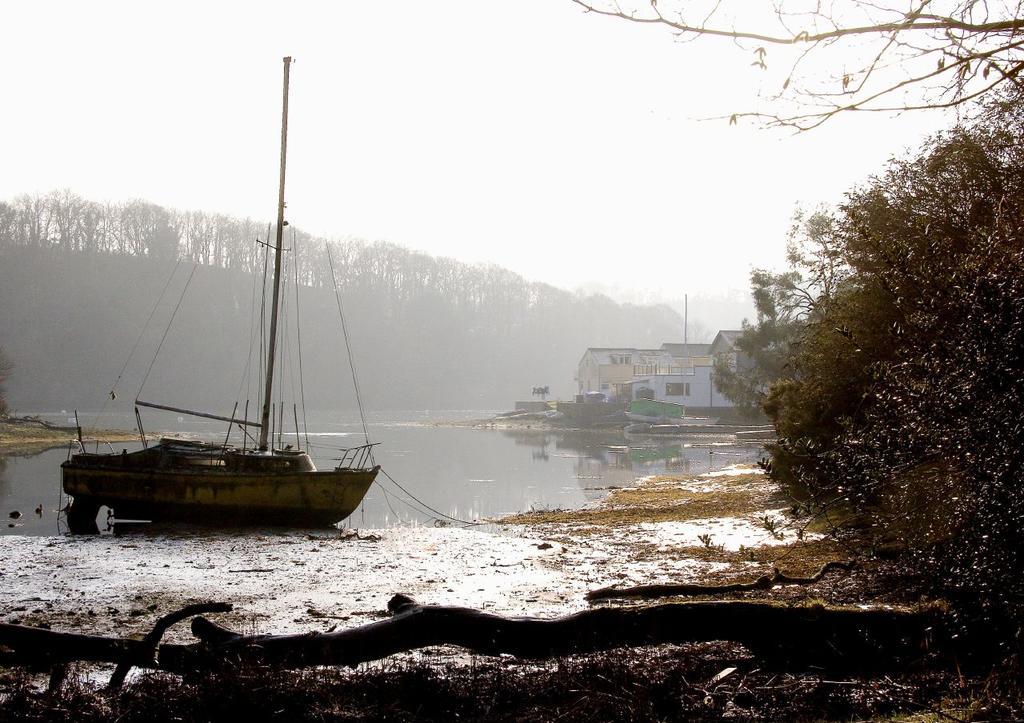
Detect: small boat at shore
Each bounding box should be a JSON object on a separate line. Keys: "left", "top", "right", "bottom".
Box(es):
{"left": 625, "top": 398, "right": 686, "bottom": 423}
{"left": 625, "top": 399, "right": 716, "bottom": 425}
{"left": 61, "top": 57, "right": 379, "bottom": 532}
{"left": 63, "top": 438, "right": 377, "bottom": 531}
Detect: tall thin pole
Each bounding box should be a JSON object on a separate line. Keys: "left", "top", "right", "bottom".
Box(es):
{"left": 684, "top": 293, "right": 690, "bottom": 370}
{"left": 258, "top": 56, "right": 292, "bottom": 451}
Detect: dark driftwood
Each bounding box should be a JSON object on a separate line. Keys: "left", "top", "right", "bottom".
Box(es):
{"left": 3, "top": 592, "right": 934, "bottom": 676}
{"left": 107, "top": 602, "right": 233, "bottom": 689}
{"left": 0, "top": 623, "right": 144, "bottom": 667}
{"left": 47, "top": 664, "right": 69, "bottom": 693}
{"left": 157, "top": 592, "right": 931, "bottom": 673}
{"left": 0, "top": 603, "right": 231, "bottom": 689}
{"left": 586, "top": 561, "right": 857, "bottom": 602}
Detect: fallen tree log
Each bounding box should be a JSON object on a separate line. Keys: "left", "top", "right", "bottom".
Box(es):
{"left": 586, "top": 560, "right": 857, "bottom": 602}
{"left": 158, "top": 593, "right": 936, "bottom": 673}
{"left": 0, "top": 623, "right": 145, "bottom": 667}
{"left": 0, "top": 602, "right": 231, "bottom": 690}
{"left": 2, "top": 594, "right": 941, "bottom": 677}
{"left": 107, "top": 602, "right": 232, "bottom": 689}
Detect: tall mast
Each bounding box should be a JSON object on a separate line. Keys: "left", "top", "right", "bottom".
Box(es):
{"left": 258, "top": 55, "right": 292, "bottom": 451}
{"left": 684, "top": 293, "right": 689, "bottom": 370}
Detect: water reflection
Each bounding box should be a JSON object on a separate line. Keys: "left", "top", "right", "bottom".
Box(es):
{"left": 1, "top": 422, "right": 762, "bottom": 537}
{"left": 497, "top": 427, "right": 761, "bottom": 502}
{"left": 0, "top": 445, "right": 73, "bottom": 536}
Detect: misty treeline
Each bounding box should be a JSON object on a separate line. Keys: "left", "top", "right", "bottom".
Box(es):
{"left": 1, "top": 189, "right": 565, "bottom": 298}
{"left": 722, "top": 96, "right": 1024, "bottom": 641}
{"left": 0, "top": 194, "right": 684, "bottom": 412}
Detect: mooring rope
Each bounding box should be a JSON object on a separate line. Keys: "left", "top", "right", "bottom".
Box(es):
{"left": 377, "top": 468, "right": 485, "bottom": 527}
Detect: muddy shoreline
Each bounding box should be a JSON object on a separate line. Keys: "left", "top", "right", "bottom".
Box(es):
{"left": 0, "top": 465, "right": 879, "bottom": 649}
{"left": 2, "top": 463, "right": 997, "bottom": 720}
{"left": 0, "top": 465, "right": 816, "bottom": 639}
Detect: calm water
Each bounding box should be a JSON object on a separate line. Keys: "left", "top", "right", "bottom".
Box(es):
{"left": 1, "top": 410, "right": 762, "bottom": 536}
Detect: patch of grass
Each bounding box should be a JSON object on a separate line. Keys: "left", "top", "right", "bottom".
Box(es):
{"left": 655, "top": 537, "right": 854, "bottom": 571}
{"left": 501, "top": 491, "right": 763, "bottom": 527}
{"left": 503, "top": 473, "right": 787, "bottom": 528}
{"left": 0, "top": 645, "right": 999, "bottom": 722}
{"left": 0, "top": 418, "right": 143, "bottom": 453}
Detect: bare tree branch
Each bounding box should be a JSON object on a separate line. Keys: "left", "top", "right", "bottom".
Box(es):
{"left": 571, "top": 0, "right": 1024, "bottom": 128}
{"left": 573, "top": 0, "right": 1024, "bottom": 45}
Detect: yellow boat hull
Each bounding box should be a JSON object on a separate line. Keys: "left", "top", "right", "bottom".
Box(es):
{"left": 61, "top": 462, "right": 378, "bottom": 530}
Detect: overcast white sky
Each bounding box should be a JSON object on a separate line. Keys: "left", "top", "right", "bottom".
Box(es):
{"left": 1, "top": 1, "right": 953, "bottom": 299}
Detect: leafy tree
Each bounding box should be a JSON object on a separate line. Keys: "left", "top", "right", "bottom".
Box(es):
{"left": 572, "top": 0, "right": 1024, "bottom": 129}
{"left": 714, "top": 212, "right": 846, "bottom": 414}
{"left": 712, "top": 269, "right": 803, "bottom": 412}
{"left": 755, "top": 95, "right": 1024, "bottom": 630}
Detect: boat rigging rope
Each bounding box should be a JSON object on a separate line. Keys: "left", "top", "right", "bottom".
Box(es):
{"left": 235, "top": 236, "right": 267, "bottom": 412}
{"left": 326, "top": 243, "right": 372, "bottom": 447}
{"left": 136, "top": 263, "right": 199, "bottom": 400}
{"left": 257, "top": 224, "right": 272, "bottom": 411}
{"left": 292, "top": 229, "right": 311, "bottom": 450}
{"left": 283, "top": 299, "right": 303, "bottom": 450}
{"left": 279, "top": 254, "right": 303, "bottom": 451}
{"left": 91, "top": 260, "right": 182, "bottom": 429}
{"left": 276, "top": 254, "right": 290, "bottom": 448}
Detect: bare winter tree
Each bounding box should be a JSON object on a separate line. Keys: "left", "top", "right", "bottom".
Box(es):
{"left": 572, "top": 0, "right": 1024, "bottom": 129}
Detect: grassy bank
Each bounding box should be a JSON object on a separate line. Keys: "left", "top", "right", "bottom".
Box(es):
{"left": 499, "top": 468, "right": 863, "bottom": 587}
{"left": 0, "top": 416, "right": 143, "bottom": 454}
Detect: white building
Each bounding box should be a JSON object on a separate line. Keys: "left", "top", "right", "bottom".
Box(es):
{"left": 576, "top": 337, "right": 742, "bottom": 408}
{"left": 576, "top": 347, "right": 671, "bottom": 401}
{"left": 630, "top": 363, "right": 734, "bottom": 409}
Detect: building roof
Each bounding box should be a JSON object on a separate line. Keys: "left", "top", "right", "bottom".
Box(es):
{"left": 710, "top": 330, "right": 744, "bottom": 353}
{"left": 580, "top": 331, "right": 746, "bottom": 368}
{"left": 580, "top": 347, "right": 672, "bottom": 365}
{"left": 660, "top": 342, "right": 712, "bottom": 358}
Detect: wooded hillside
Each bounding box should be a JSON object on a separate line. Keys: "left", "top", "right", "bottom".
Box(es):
{"left": 0, "top": 195, "right": 684, "bottom": 413}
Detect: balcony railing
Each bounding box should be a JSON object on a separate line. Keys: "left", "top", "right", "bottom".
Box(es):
{"left": 632, "top": 364, "right": 696, "bottom": 376}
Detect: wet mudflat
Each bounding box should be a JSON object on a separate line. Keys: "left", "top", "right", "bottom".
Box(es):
{"left": 2, "top": 430, "right": 1001, "bottom": 721}
{"left": 0, "top": 412, "right": 769, "bottom": 642}
{"left": 0, "top": 526, "right": 573, "bottom": 641}
{"left": 2, "top": 458, "right": 990, "bottom": 722}
{"left": 0, "top": 459, "right": 798, "bottom": 646}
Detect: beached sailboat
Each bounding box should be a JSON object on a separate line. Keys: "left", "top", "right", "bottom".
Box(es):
{"left": 61, "top": 57, "right": 379, "bottom": 532}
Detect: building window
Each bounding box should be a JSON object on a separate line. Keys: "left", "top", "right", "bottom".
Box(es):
{"left": 666, "top": 382, "right": 690, "bottom": 396}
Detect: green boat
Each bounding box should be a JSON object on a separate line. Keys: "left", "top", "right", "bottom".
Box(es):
{"left": 627, "top": 398, "right": 686, "bottom": 423}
